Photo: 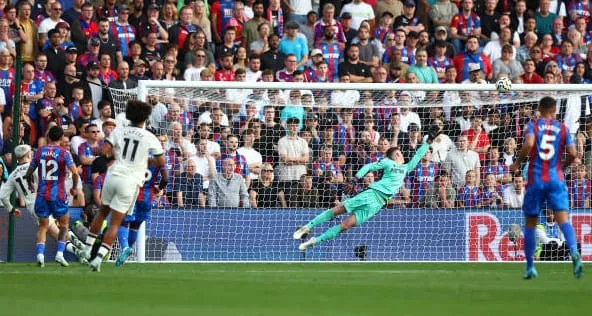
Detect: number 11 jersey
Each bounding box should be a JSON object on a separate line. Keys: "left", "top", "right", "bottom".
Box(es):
{"left": 106, "top": 126, "right": 164, "bottom": 187}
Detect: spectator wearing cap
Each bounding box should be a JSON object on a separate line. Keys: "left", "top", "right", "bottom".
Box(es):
{"left": 427, "top": 26, "right": 456, "bottom": 58}
{"left": 43, "top": 29, "right": 66, "bottom": 81}
{"left": 340, "top": 0, "right": 375, "bottom": 31}
{"left": 33, "top": 53, "right": 55, "bottom": 85}
{"left": 38, "top": 1, "right": 65, "bottom": 47}
{"left": 407, "top": 48, "right": 438, "bottom": 83}
{"left": 169, "top": 6, "right": 201, "bottom": 49}
{"left": 16, "top": 1, "right": 38, "bottom": 63}
{"left": 130, "top": 59, "right": 149, "bottom": 81}
{"left": 40, "top": 21, "right": 73, "bottom": 51}
{"left": 373, "top": 11, "right": 394, "bottom": 45}
{"left": 138, "top": 3, "right": 169, "bottom": 44}
{"left": 316, "top": 24, "right": 342, "bottom": 81}
{"left": 83, "top": 61, "right": 102, "bottom": 110}
{"left": 427, "top": 40, "right": 454, "bottom": 82}
{"left": 338, "top": 43, "right": 372, "bottom": 83}
{"left": 393, "top": 0, "right": 424, "bottom": 34}
{"left": 96, "top": 17, "right": 123, "bottom": 69}
{"left": 429, "top": 0, "right": 458, "bottom": 36}
{"left": 96, "top": 0, "right": 117, "bottom": 23}
{"left": 314, "top": 3, "right": 346, "bottom": 48}
{"left": 303, "top": 48, "right": 323, "bottom": 81}
{"left": 340, "top": 12, "right": 357, "bottom": 44}
{"left": 79, "top": 3, "right": 98, "bottom": 41}
{"left": 453, "top": 36, "right": 492, "bottom": 82}
{"left": 243, "top": 1, "right": 270, "bottom": 48}
{"left": 109, "top": 4, "right": 135, "bottom": 59}
{"left": 450, "top": 0, "right": 482, "bottom": 56}
{"left": 77, "top": 37, "right": 100, "bottom": 68}
{"left": 279, "top": 21, "right": 308, "bottom": 70}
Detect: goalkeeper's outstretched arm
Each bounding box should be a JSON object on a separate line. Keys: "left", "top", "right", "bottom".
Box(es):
{"left": 355, "top": 159, "right": 390, "bottom": 179}
{"left": 405, "top": 142, "right": 431, "bottom": 173}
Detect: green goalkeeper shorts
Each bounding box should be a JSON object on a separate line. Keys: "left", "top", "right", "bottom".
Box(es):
{"left": 342, "top": 189, "right": 389, "bottom": 226}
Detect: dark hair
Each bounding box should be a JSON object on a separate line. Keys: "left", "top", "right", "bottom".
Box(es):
{"left": 91, "top": 156, "right": 109, "bottom": 174}
{"left": 385, "top": 146, "right": 400, "bottom": 159}
{"left": 80, "top": 98, "right": 92, "bottom": 106}
{"left": 85, "top": 123, "right": 98, "bottom": 133}
{"left": 98, "top": 100, "right": 111, "bottom": 110}
{"left": 126, "top": 100, "right": 153, "bottom": 124}
{"left": 286, "top": 117, "right": 300, "bottom": 125}
{"left": 538, "top": 96, "right": 556, "bottom": 113}
{"left": 47, "top": 126, "right": 64, "bottom": 142}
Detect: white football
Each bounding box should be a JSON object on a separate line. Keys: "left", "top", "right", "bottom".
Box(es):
{"left": 496, "top": 77, "right": 512, "bottom": 92}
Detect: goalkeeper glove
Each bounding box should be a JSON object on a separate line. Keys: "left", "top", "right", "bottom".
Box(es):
{"left": 345, "top": 177, "right": 360, "bottom": 195}
{"left": 424, "top": 124, "right": 442, "bottom": 144}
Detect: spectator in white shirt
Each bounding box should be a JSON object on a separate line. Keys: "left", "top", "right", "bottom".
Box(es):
{"left": 237, "top": 128, "right": 263, "bottom": 179}
{"left": 398, "top": 91, "right": 421, "bottom": 132}
{"left": 503, "top": 175, "right": 525, "bottom": 208}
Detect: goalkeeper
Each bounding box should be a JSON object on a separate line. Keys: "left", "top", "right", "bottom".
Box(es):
{"left": 293, "top": 125, "right": 440, "bottom": 251}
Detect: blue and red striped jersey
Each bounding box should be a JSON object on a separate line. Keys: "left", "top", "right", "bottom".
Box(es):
{"left": 138, "top": 164, "right": 163, "bottom": 202}
{"left": 569, "top": 178, "right": 591, "bottom": 208}
{"left": 110, "top": 22, "right": 135, "bottom": 57}
{"left": 526, "top": 119, "right": 574, "bottom": 185}
{"left": 316, "top": 41, "right": 342, "bottom": 82}
{"left": 78, "top": 141, "right": 98, "bottom": 184}
{"left": 458, "top": 185, "right": 481, "bottom": 207}
{"left": 409, "top": 163, "right": 439, "bottom": 207}
{"left": 30, "top": 144, "right": 74, "bottom": 202}
{"left": 93, "top": 173, "right": 104, "bottom": 191}
{"left": 34, "top": 69, "right": 55, "bottom": 85}
{"left": 217, "top": 152, "right": 250, "bottom": 177}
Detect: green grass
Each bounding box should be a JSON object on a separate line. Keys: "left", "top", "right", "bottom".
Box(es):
{"left": 0, "top": 262, "right": 590, "bottom": 316}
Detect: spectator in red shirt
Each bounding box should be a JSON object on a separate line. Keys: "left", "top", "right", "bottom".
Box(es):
{"left": 215, "top": 53, "right": 235, "bottom": 81}
{"left": 520, "top": 59, "right": 544, "bottom": 83}
{"left": 462, "top": 115, "right": 491, "bottom": 163}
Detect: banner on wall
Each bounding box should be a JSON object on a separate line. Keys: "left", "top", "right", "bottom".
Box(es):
{"left": 2, "top": 208, "right": 591, "bottom": 262}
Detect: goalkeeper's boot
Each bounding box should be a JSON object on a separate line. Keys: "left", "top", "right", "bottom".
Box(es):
{"left": 572, "top": 253, "right": 583, "bottom": 279}
{"left": 37, "top": 254, "right": 45, "bottom": 268}
{"left": 115, "top": 247, "right": 134, "bottom": 267}
{"left": 89, "top": 257, "right": 102, "bottom": 272}
{"left": 298, "top": 237, "right": 317, "bottom": 251}
{"left": 55, "top": 254, "right": 69, "bottom": 267}
{"left": 74, "top": 248, "right": 89, "bottom": 265}
{"left": 293, "top": 226, "right": 311, "bottom": 240}
{"left": 523, "top": 267, "right": 538, "bottom": 280}
{"left": 69, "top": 234, "right": 84, "bottom": 250}
{"left": 79, "top": 245, "right": 92, "bottom": 261}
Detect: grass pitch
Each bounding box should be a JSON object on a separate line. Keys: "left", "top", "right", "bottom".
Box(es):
{"left": 0, "top": 262, "right": 590, "bottom": 316}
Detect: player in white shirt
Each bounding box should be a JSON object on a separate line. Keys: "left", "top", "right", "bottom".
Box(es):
{"left": 81, "top": 100, "right": 166, "bottom": 272}
{"left": 0, "top": 145, "right": 86, "bottom": 263}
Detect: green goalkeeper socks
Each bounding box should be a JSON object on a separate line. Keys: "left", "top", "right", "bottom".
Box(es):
{"left": 306, "top": 209, "right": 335, "bottom": 228}
{"left": 316, "top": 225, "right": 343, "bottom": 243}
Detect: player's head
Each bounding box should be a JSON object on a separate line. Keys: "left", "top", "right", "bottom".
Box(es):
{"left": 47, "top": 126, "right": 64, "bottom": 142}
{"left": 537, "top": 96, "right": 556, "bottom": 116}
{"left": 91, "top": 156, "right": 109, "bottom": 174}
{"left": 386, "top": 146, "right": 404, "bottom": 164}
{"left": 14, "top": 144, "right": 32, "bottom": 162}
{"left": 125, "top": 100, "right": 153, "bottom": 126}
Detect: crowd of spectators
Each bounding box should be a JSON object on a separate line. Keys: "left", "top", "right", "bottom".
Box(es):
{"left": 0, "top": 0, "right": 590, "bottom": 211}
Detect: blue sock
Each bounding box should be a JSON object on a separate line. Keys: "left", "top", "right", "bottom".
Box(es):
{"left": 524, "top": 227, "right": 536, "bottom": 270}
{"left": 128, "top": 229, "right": 138, "bottom": 247}
{"left": 56, "top": 241, "right": 66, "bottom": 256}
{"left": 118, "top": 226, "right": 129, "bottom": 249}
{"left": 560, "top": 222, "right": 579, "bottom": 257}
{"left": 36, "top": 243, "right": 45, "bottom": 256}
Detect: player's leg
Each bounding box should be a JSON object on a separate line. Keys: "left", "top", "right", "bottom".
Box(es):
{"left": 54, "top": 212, "right": 70, "bottom": 267}
{"left": 34, "top": 197, "right": 50, "bottom": 267}
{"left": 90, "top": 209, "right": 127, "bottom": 271}
{"left": 81, "top": 205, "right": 111, "bottom": 260}
{"left": 36, "top": 218, "right": 49, "bottom": 268}
{"left": 115, "top": 216, "right": 134, "bottom": 267}
{"left": 549, "top": 182, "right": 583, "bottom": 278}
{"left": 522, "top": 186, "right": 541, "bottom": 279}
{"left": 293, "top": 204, "right": 346, "bottom": 239}
{"left": 299, "top": 213, "right": 357, "bottom": 251}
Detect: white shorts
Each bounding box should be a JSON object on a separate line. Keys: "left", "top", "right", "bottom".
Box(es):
{"left": 101, "top": 174, "right": 140, "bottom": 215}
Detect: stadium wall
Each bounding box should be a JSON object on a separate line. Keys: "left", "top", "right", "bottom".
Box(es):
{"left": 2, "top": 208, "right": 591, "bottom": 262}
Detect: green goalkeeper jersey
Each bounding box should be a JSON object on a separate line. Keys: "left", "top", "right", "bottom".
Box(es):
{"left": 355, "top": 142, "right": 430, "bottom": 197}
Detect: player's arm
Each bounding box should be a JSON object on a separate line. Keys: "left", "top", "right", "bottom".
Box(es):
{"left": 405, "top": 142, "right": 430, "bottom": 173}
{"left": 355, "top": 160, "right": 387, "bottom": 179}
{"left": 0, "top": 176, "right": 18, "bottom": 215}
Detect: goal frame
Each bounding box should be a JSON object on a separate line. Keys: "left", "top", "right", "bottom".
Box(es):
{"left": 133, "top": 80, "right": 589, "bottom": 263}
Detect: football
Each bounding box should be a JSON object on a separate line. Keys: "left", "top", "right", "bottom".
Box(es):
{"left": 495, "top": 77, "right": 512, "bottom": 92}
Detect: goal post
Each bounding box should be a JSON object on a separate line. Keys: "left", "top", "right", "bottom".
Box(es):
{"left": 108, "top": 80, "right": 592, "bottom": 262}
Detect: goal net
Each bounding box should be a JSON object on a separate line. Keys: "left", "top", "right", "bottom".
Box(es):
{"left": 109, "top": 81, "right": 592, "bottom": 262}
